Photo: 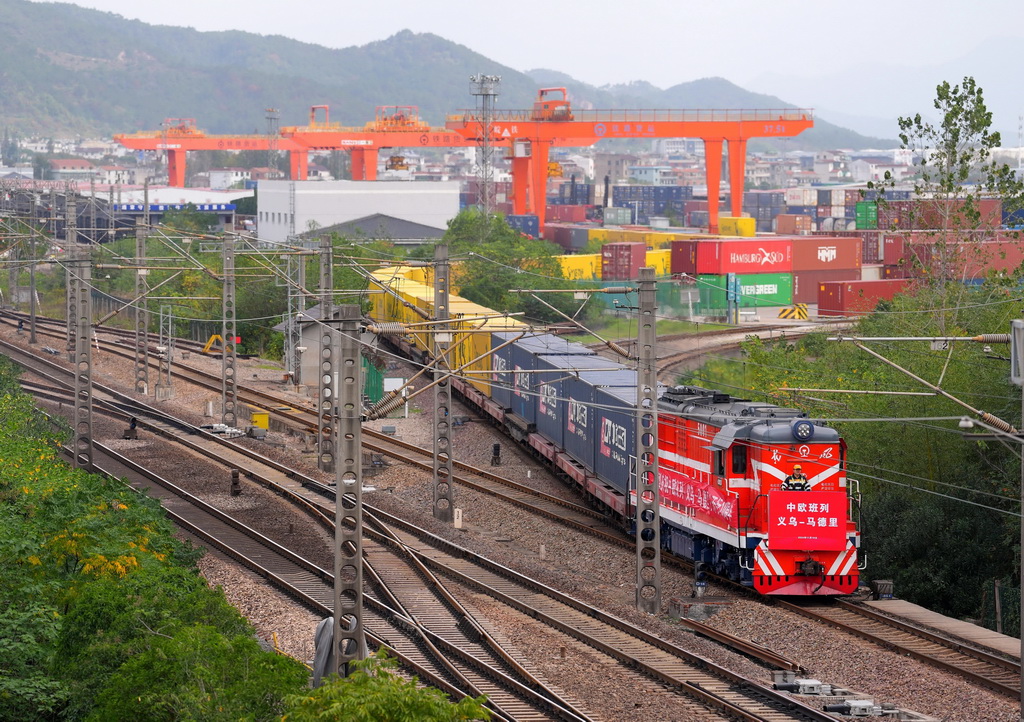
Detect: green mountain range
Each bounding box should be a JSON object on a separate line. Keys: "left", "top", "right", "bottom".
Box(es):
{"left": 2, "top": 0, "right": 893, "bottom": 149}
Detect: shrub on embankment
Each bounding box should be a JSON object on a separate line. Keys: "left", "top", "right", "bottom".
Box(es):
{"left": 0, "top": 356, "right": 308, "bottom": 720}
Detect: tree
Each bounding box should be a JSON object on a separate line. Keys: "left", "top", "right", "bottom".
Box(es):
{"left": 876, "top": 76, "right": 1024, "bottom": 295}
{"left": 161, "top": 203, "right": 221, "bottom": 234}
{"left": 433, "top": 210, "right": 593, "bottom": 326}
{"left": 88, "top": 625, "right": 308, "bottom": 722}
{"left": 1, "top": 128, "right": 19, "bottom": 166}
{"left": 282, "top": 651, "right": 490, "bottom": 722}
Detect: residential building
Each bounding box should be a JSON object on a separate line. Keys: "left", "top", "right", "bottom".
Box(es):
{"left": 48, "top": 158, "right": 95, "bottom": 181}
{"left": 209, "top": 167, "right": 251, "bottom": 190}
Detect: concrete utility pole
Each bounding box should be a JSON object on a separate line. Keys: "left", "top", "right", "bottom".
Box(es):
{"left": 285, "top": 252, "right": 307, "bottom": 388}
{"left": 332, "top": 304, "right": 365, "bottom": 676}
{"left": 155, "top": 305, "right": 174, "bottom": 399}
{"left": 134, "top": 181, "right": 150, "bottom": 395}
{"left": 432, "top": 243, "right": 454, "bottom": 522}
{"left": 29, "top": 229, "right": 36, "bottom": 345}
{"left": 318, "top": 234, "right": 335, "bottom": 473}
{"left": 635, "top": 267, "right": 662, "bottom": 613}
{"left": 65, "top": 192, "right": 77, "bottom": 361}
{"left": 221, "top": 236, "right": 237, "bottom": 427}
{"left": 71, "top": 242, "right": 93, "bottom": 471}
{"left": 469, "top": 74, "right": 500, "bottom": 217}
{"left": 8, "top": 241, "right": 17, "bottom": 311}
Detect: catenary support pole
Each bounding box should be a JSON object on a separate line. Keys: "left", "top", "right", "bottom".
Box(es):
{"left": 1014, "top": 318, "right": 1024, "bottom": 722}
{"left": 635, "top": 266, "right": 661, "bottom": 613}
{"left": 66, "top": 192, "right": 77, "bottom": 361}
{"left": 221, "top": 236, "right": 237, "bottom": 427}
{"left": 333, "top": 304, "right": 365, "bottom": 676}
{"left": 318, "top": 234, "right": 335, "bottom": 473}
{"left": 432, "top": 243, "right": 454, "bottom": 523}
{"left": 134, "top": 181, "right": 150, "bottom": 394}
{"left": 72, "top": 243, "right": 93, "bottom": 471}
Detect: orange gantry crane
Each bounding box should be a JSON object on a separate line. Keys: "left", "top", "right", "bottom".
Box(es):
{"left": 279, "top": 105, "right": 478, "bottom": 180}
{"left": 114, "top": 118, "right": 310, "bottom": 187}
{"left": 446, "top": 88, "right": 815, "bottom": 233}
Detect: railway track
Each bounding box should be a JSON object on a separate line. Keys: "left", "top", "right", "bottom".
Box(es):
{"left": 13, "top": 340, "right": 844, "bottom": 721}
{"left": 10, "top": 312, "right": 1016, "bottom": 711}
{"left": 0, "top": 315, "right": 637, "bottom": 543}
{"left": 776, "top": 599, "right": 1021, "bottom": 699}
{"left": 77, "top": 440, "right": 585, "bottom": 722}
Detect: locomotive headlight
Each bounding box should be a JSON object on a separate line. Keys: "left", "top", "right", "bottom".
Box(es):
{"left": 791, "top": 419, "right": 815, "bottom": 441}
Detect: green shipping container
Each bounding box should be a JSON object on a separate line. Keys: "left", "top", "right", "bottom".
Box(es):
{"left": 697, "top": 273, "right": 793, "bottom": 310}
{"left": 590, "top": 279, "right": 696, "bottom": 315}
{"left": 855, "top": 201, "right": 878, "bottom": 229}
{"left": 362, "top": 356, "right": 384, "bottom": 403}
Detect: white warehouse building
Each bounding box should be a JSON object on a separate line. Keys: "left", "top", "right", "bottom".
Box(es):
{"left": 257, "top": 180, "right": 459, "bottom": 243}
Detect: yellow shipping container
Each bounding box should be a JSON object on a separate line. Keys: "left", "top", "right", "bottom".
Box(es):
{"left": 559, "top": 253, "right": 601, "bottom": 281}
{"left": 718, "top": 216, "right": 756, "bottom": 237}
{"left": 587, "top": 228, "right": 609, "bottom": 243}
{"left": 646, "top": 232, "right": 676, "bottom": 249}
{"left": 645, "top": 249, "right": 672, "bottom": 276}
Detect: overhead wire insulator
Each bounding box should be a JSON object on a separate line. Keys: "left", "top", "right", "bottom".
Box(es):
{"left": 974, "top": 334, "right": 1011, "bottom": 344}
{"left": 979, "top": 411, "right": 1017, "bottom": 434}
{"left": 367, "top": 322, "right": 406, "bottom": 336}
{"left": 365, "top": 391, "right": 406, "bottom": 421}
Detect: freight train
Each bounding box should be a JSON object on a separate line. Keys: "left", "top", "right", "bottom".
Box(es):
{"left": 369, "top": 267, "right": 861, "bottom": 595}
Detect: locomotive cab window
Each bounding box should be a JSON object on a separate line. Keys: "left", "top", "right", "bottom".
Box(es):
{"left": 713, "top": 450, "right": 726, "bottom": 477}
{"left": 731, "top": 444, "right": 747, "bottom": 474}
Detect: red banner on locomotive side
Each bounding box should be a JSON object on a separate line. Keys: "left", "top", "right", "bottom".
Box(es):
{"left": 658, "top": 466, "right": 738, "bottom": 528}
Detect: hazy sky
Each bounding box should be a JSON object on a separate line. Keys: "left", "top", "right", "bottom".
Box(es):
{"left": 39, "top": 0, "right": 1023, "bottom": 89}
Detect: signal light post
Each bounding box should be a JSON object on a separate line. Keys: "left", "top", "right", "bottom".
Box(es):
{"left": 694, "top": 562, "right": 709, "bottom": 599}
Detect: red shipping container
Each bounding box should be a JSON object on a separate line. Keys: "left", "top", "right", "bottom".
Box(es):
{"left": 792, "top": 269, "right": 861, "bottom": 303}
{"left": 602, "top": 242, "right": 647, "bottom": 281}
{"left": 818, "top": 279, "right": 909, "bottom": 316}
{"left": 877, "top": 198, "right": 1003, "bottom": 230}
{"left": 790, "top": 236, "right": 862, "bottom": 271}
{"left": 816, "top": 205, "right": 831, "bottom": 219}
{"left": 684, "top": 200, "right": 709, "bottom": 214}
{"left": 670, "top": 240, "right": 698, "bottom": 275}
{"left": 844, "top": 189, "right": 862, "bottom": 205}
{"left": 861, "top": 235, "right": 879, "bottom": 263}
{"left": 882, "top": 234, "right": 907, "bottom": 266}
{"left": 775, "top": 214, "right": 813, "bottom": 235}
{"left": 542, "top": 222, "right": 567, "bottom": 242}
{"left": 695, "top": 238, "right": 793, "bottom": 275}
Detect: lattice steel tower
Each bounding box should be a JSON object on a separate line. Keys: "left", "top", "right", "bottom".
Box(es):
{"left": 469, "top": 74, "right": 500, "bottom": 218}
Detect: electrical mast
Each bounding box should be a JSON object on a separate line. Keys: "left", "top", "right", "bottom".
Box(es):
{"left": 469, "top": 74, "right": 500, "bottom": 218}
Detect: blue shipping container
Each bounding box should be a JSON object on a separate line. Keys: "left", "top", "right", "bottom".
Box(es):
{"left": 593, "top": 386, "right": 639, "bottom": 494}
{"left": 507, "top": 214, "right": 540, "bottom": 237}
{"left": 499, "top": 333, "right": 596, "bottom": 423}
{"left": 562, "top": 370, "right": 638, "bottom": 471}
{"left": 535, "top": 356, "right": 625, "bottom": 449}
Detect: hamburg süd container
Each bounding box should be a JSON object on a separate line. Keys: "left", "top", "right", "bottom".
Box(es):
{"left": 695, "top": 238, "right": 793, "bottom": 275}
